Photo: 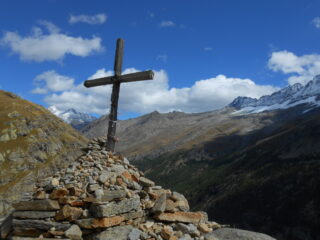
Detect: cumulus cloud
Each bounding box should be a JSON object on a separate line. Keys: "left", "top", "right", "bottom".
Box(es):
{"left": 159, "top": 20, "right": 175, "bottom": 27}
{"left": 1, "top": 21, "right": 102, "bottom": 62}
{"left": 69, "top": 13, "right": 107, "bottom": 25}
{"left": 312, "top": 17, "right": 320, "bottom": 28}
{"left": 40, "top": 68, "right": 278, "bottom": 115}
{"left": 32, "top": 70, "right": 75, "bottom": 94}
{"left": 268, "top": 50, "right": 320, "bottom": 85}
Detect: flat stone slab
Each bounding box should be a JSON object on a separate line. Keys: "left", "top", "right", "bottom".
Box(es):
{"left": 155, "top": 212, "right": 207, "bottom": 224}
{"left": 13, "top": 211, "right": 56, "bottom": 219}
{"left": 90, "top": 198, "right": 140, "bottom": 217}
{"left": 204, "top": 228, "right": 277, "bottom": 240}
{"left": 76, "top": 216, "right": 125, "bottom": 229}
{"left": 13, "top": 219, "right": 71, "bottom": 231}
{"left": 87, "top": 225, "right": 134, "bottom": 240}
{"left": 138, "top": 177, "right": 155, "bottom": 187}
{"left": 13, "top": 200, "right": 60, "bottom": 211}
{"left": 121, "top": 210, "right": 144, "bottom": 220}
{"left": 101, "top": 190, "right": 126, "bottom": 201}
{"left": 12, "top": 238, "right": 69, "bottom": 240}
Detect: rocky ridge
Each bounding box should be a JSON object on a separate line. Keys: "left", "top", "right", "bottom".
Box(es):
{"left": 229, "top": 75, "right": 320, "bottom": 112}
{"left": 0, "top": 90, "right": 87, "bottom": 220}
{"left": 7, "top": 138, "right": 275, "bottom": 240}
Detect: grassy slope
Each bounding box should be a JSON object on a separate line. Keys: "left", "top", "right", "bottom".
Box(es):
{"left": 0, "top": 90, "right": 88, "bottom": 211}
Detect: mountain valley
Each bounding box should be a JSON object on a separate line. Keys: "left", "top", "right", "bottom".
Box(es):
{"left": 80, "top": 75, "right": 320, "bottom": 240}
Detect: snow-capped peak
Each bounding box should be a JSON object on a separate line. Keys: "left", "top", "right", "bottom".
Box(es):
{"left": 48, "top": 106, "right": 97, "bottom": 129}
{"left": 229, "top": 75, "right": 320, "bottom": 113}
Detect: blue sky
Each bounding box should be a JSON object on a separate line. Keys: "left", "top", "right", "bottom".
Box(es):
{"left": 1, "top": 0, "right": 320, "bottom": 119}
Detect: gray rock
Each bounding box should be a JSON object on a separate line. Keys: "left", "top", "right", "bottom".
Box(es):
{"left": 13, "top": 219, "right": 71, "bottom": 231}
{"left": 0, "top": 213, "right": 12, "bottom": 239}
{"left": 90, "top": 197, "right": 140, "bottom": 217}
{"left": 204, "top": 228, "right": 277, "bottom": 240}
{"left": 128, "top": 228, "right": 142, "bottom": 240}
{"left": 13, "top": 211, "right": 56, "bottom": 219}
{"left": 123, "top": 157, "right": 130, "bottom": 164}
{"left": 178, "top": 234, "right": 193, "bottom": 240}
{"left": 98, "top": 171, "right": 111, "bottom": 183}
{"left": 12, "top": 238, "right": 69, "bottom": 240}
{"left": 139, "top": 177, "right": 155, "bottom": 187}
{"left": 87, "top": 225, "right": 133, "bottom": 240}
{"left": 94, "top": 189, "right": 104, "bottom": 199}
{"left": 12, "top": 200, "right": 60, "bottom": 211}
{"left": 101, "top": 190, "right": 126, "bottom": 201}
{"left": 110, "top": 165, "right": 125, "bottom": 175}
{"left": 151, "top": 193, "right": 166, "bottom": 213}
{"left": 88, "top": 184, "right": 100, "bottom": 192}
{"left": 176, "top": 223, "right": 198, "bottom": 235}
{"left": 87, "top": 176, "right": 96, "bottom": 184}
{"left": 130, "top": 181, "right": 143, "bottom": 191}
{"left": 65, "top": 224, "right": 82, "bottom": 240}
{"left": 120, "top": 210, "right": 144, "bottom": 220}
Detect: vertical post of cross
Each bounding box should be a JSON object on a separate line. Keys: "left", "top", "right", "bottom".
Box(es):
{"left": 106, "top": 38, "right": 124, "bottom": 152}
{"left": 83, "top": 38, "right": 154, "bottom": 152}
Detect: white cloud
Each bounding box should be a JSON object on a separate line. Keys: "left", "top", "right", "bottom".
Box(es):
{"left": 268, "top": 50, "right": 320, "bottom": 85}
{"left": 38, "top": 20, "right": 60, "bottom": 33}
{"left": 1, "top": 21, "right": 102, "bottom": 62}
{"left": 204, "top": 47, "right": 213, "bottom": 51}
{"left": 69, "top": 13, "right": 107, "bottom": 25}
{"left": 41, "top": 68, "right": 278, "bottom": 115}
{"left": 32, "top": 70, "right": 75, "bottom": 94}
{"left": 312, "top": 17, "right": 320, "bottom": 28}
{"left": 159, "top": 20, "right": 175, "bottom": 27}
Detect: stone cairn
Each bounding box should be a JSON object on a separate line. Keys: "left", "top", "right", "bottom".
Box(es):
{"left": 10, "top": 138, "right": 222, "bottom": 240}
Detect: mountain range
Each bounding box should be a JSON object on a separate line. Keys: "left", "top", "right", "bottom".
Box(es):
{"left": 230, "top": 75, "right": 320, "bottom": 113}
{"left": 80, "top": 75, "right": 320, "bottom": 240}
{"left": 2, "top": 75, "right": 319, "bottom": 239}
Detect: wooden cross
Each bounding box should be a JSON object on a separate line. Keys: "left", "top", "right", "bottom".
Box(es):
{"left": 84, "top": 38, "right": 154, "bottom": 152}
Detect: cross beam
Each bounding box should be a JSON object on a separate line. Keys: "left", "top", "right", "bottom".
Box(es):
{"left": 84, "top": 38, "right": 154, "bottom": 152}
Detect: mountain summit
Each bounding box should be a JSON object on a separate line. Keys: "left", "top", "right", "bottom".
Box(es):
{"left": 5, "top": 137, "right": 275, "bottom": 240}
{"left": 229, "top": 75, "right": 320, "bottom": 113}
{"left": 48, "top": 106, "right": 96, "bottom": 130}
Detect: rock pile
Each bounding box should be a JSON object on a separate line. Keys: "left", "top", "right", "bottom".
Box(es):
{"left": 10, "top": 138, "right": 222, "bottom": 240}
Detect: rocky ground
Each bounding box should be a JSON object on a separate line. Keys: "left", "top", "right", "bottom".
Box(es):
{"left": 3, "top": 138, "right": 276, "bottom": 240}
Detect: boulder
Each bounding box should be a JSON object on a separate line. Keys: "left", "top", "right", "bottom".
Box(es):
{"left": 204, "top": 228, "right": 277, "bottom": 240}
